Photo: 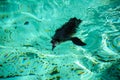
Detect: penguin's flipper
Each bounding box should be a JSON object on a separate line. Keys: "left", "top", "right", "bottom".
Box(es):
{"left": 71, "top": 37, "right": 86, "bottom": 46}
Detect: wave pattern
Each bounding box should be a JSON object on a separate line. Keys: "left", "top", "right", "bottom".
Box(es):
{"left": 104, "top": 31, "right": 120, "bottom": 54}
{"left": 0, "top": 0, "right": 120, "bottom": 80}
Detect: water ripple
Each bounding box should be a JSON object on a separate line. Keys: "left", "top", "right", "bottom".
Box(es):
{"left": 104, "top": 31, "right": 120, "bottom": 54}
{"left": 0, "top": 1, "right": 19, "bottom": 14}
{"left": 83, "top": 31, "right": 102, "bottom": 52}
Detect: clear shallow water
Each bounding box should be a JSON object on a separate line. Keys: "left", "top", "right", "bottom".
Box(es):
{"left": 0, "top": 0, "right": 120, "bottom": 80}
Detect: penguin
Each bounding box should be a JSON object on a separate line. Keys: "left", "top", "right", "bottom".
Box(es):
{"left": 51, "top": 17, "right": 86, "bottom": 50}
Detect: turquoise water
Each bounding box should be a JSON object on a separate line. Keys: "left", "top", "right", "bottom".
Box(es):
{"left": 0, "top": 0, "right": 120, "bottom": 80}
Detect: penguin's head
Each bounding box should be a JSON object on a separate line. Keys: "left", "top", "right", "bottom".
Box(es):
{"left": 51, "top": 38, "right": 60, "bottom": 50}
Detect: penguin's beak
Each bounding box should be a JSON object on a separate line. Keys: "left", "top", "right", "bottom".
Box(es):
{"left": 52, "top": 44, "right": 56, "bottom": 51}
{"left": 51, "top": 40, "right": 56, "bottom": 50}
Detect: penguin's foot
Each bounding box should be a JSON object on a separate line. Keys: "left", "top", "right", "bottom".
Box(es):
{"left": 71, "top": 37, "right": 86, "bottom": 46}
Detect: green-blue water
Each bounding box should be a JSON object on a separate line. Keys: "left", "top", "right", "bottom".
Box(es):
{"left": 0, "top": 0, "right": 120, "bottom": 80}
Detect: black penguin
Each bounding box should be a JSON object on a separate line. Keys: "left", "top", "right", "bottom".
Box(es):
{"left": 51, "top": 17, "right": 86, "bottom": 50}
